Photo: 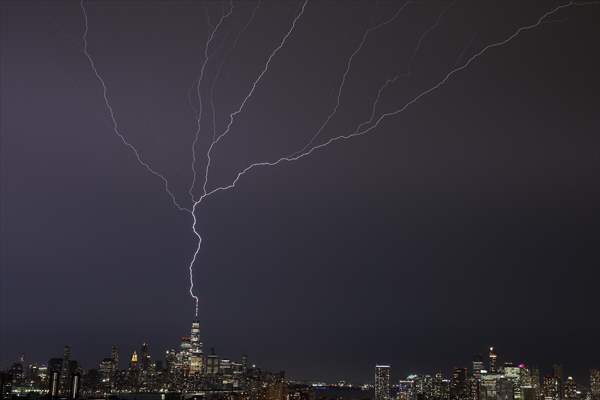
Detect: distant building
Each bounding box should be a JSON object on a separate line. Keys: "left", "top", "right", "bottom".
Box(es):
{"left": 399, "top": 379, "right": 414, "bottom": 400}
{"left": 591, "top": 370, "right": 600, "bottom": 400}
{"left": 563, "top": 377, "right": 576, "bottom": 400}
{"left": 543, "top": 376, "right": 559, "bottom": 400}
{"left": 503, "top": 363, "right": 521, "bottom": 400}
{"left": 450, "top": 368, "right": 469, "bottom": 400}
{"left": 375, "top": 365, "right": 391, "bottom": 400}
{"left": 497, "top": 378, "right": 514, "bottom": 400}
{"left": 481, "top": 372, "right": 502, "bottom": 400}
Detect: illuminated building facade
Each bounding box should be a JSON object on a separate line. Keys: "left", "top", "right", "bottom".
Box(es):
{"left": 375, "top": 365, "right": 391, "bottom": 400}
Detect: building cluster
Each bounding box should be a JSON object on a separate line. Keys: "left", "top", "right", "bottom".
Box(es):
{"left": 0, "top": 320, "right": 313, "bottom": 400}
{"left": 375, "top": 347, "right": 600, "bottom": 400}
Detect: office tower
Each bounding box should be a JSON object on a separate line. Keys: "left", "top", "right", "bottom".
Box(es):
{"left": 480, "top": 370, "right": 500, "bottom": 400}
{"left": 553, "top": 365, "right": 563, "bottom": 400}
{"left": 190, "top": 320, "right": 202, "bottom": 352}
{"left": 543, "top": 376, "right": 559, "bottom": 400}
{"left": 530, "top": 368, "right": 541, "bottom": 399}
{"left": 423, "top": 375, "right": 434, "bottom": 400}
{"left": 489, "top": 348, "right": 498, "bottom": 373}
{"left": 59, "top": 346, "right": 71, "bottom": 395}
{"left": 451, "top": 368, "right": 469, "bottom": 400}
{"left": 473, "top": 355, "right": 484, "bottom": 380}
{"left": 497, "top": 378, "right": 515, "bottom": 400}
{"left": 48, "top": 357, "right": 63, "bottom": 397}
{"left": 130, "top": 351, "right": 139, "bottom": 369}
{"left": 111, "top": 346, "right": 119, "bottom": 369}
{"left": 470, "top": 376, "right": 481, "bottom": 400}
{"left": 522, "top": 387, "right": 537, "bottom": 400}
{"left": 206, "top": 348, "right": 220, "bottom": 375}
{"left": 189, "top": 320, "right": 204, "bottom": 375}
{"left": 99, "top": 358, "right": 114, "bottom": 393}
{"left": 399, "top": 380, "right": 414, "bottom": 400}
{"left": 504, "top": 364, "right": 521, "bottom": 400}
{"left": 433, "top": 373, "right": 446, "bottom": 400}
{"left": 375, "top": 365, "right": 391, "bottom": 400}
{"left": 471, "top": 356, "right": 484, "bottom": 400}
{"left": 591, "top": 370, "right": 600, "bottom": 400}
{"left": 140, "top": 343, "right": 151, "bottom": 371}
{"left": 49, "top": 370, "right": 60, "bottom": 398}
{"left": 69, "top": 372, "right": 81, "bottom": 400}
{"left": 563, "top": 377, "right": 576, "bottom": 400}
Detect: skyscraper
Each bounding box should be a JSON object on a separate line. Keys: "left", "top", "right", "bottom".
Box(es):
{"left": 111, "top": 346, "right": 119, "bottom": 369}
{"left": 59, "top": 346, "right": 71, "bottom": 395}
{"left": 450, "top": 368, "right": 469, "bottom": 400}
{"left": 563, "top": 377, "right": 576, "bottom": 400}
{"left": 543, "top": 376, "right": 559, "bottom": 400}
{"left": 497, "top": 378, "right": 515, "bottom": 400}
{"left": 375, "top": 365, "right": 391, "bottom": 400}
{"left": 489, "top": 348, "right": 498, "bottom": 374}
{"left": 553, "top": 365, "right": 563, "bottom": 400}
{"left": 591, "top": 370, "right": 600, "bottom": 400}
{"left": 189, "top": 320, "right": 204, "bottom": 375}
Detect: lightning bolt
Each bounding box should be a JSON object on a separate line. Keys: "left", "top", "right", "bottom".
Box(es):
{"left": 198, "top": 1, "right": 597, "bottom": 205}
{"left": 80, "top": 0, "right": 191, "bottom": 214}
{"left": 81, "top": 0, "right": 599, "bottom": 319}
{"left": 209, "top": 0, "right": 263, "bottom": 141}
{"left": 200, "top": 0, "right": 309, "bottom": 198}
{"left": 401, "top": 0, "right": 457, "bottom": 79}
{"left": 189, "top": 1, "right": 235, "bottom": 202}
{"left": 292, "top": 0, "right": 413, "bottom": 157}
{"left": 185, "top": 0, "right": 308, "bottom": 318}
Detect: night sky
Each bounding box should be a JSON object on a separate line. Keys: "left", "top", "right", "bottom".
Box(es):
{"left": 2, "top": 0, "right": 600, "bottom": 385}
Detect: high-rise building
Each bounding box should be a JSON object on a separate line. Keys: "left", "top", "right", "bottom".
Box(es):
{"left": 188, "top": 320, "right": 204, "bottom": 375}
{"left": 553, "top": 365, "right": 563, "bottom": 400}
{"left": 69, "top": 372, "right": 81, "bottom": 400}
{"left": 399, "top": 380, "right": 414, "bottom": 400}
{"left": 433, "top": 373, "right": 447, "bottom": 400}
{"left": 497, "top": 378, "right": 515, "bottom": 400}
{"left": 489, "top": 348, "right": 498, "bottom": 374}
{"left": 111, "top": 346, "right": 119, "bottom": 369}
{"left": 543, "top": 376, "right": 559, "bottom": 400}
{"left": 450, "top": 368, "right": 469, "bottom": 400}
{"left": 206, "top": 348, "right": 220, "bottom": 375}
{"left": 99, "top": 358, "right": 114, "bottom": 393}
{"left": 130, "top": 351, "right": 138, "bottom": 369}
{"left": 591, "top": 370, "right": 600, "bottom": 400}
{"left": 480, "top": 371, "right": 501, "bottom": 400}
{"left": 504, "top": 363, "right": 522, "bottom": 400}
{"left": 563, "top": 377, "right": 576, "bottom": 400}
{"left": 59, "top": 346, "right": 71, "bottom": 395}
{"left": 522, "top": 387, "right": 537, "bottom": 400}
{"left": 473, "top": 355, "right": 484, "bottom": 381}
{"left": 530, "top": 368, "right": 541, "bottom": 399}
{"left": 375, "top": 365, "right": 391, "bottom": 400}
{"left": 140, "top": 343, "right": 151, "bottom": 371}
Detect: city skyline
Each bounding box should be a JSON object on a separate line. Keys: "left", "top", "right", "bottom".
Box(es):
{"left": 2, "top": 0, "right": 600, "bottom": 387}
{"left": 3, "top": 328, "right": 600, "bottom": 400}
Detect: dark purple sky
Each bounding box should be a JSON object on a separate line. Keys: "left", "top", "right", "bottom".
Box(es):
{"left": 1, "top": 0, "right": 600, "bottom": 384}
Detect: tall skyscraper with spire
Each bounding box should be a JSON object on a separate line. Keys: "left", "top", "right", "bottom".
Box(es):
{"left": 189, "top": 320, "right": 204, "bottom": 374}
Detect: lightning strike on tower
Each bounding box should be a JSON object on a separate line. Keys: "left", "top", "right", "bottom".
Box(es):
{"left": 79, "top": 0, "right": 600, "bottom": 321}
